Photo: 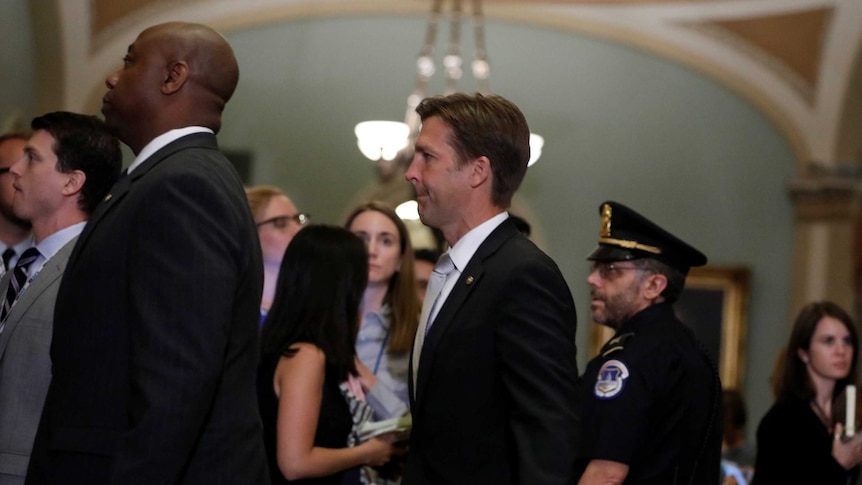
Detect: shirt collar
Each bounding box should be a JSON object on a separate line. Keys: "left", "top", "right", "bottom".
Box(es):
{"left": 447, "top": 211, "right": 509, "bottom": 272}
{"left": 363, "top": 303, "right": 392, "bottom": 330}
{"left": 127, "top": 127, "right": 214, "bottom": 174}
{"left": 35, "top": 221, "right": 86, "bottom": 262}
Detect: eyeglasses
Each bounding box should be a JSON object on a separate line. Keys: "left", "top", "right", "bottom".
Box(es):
{"left": 257, "top": 213, "right": 310, "bottom": 229}
{"left": 0, "top": 167, "right": 10, "bottom": 175}
{"left": 590, "top": 261, "right": 645, "bottom": 280}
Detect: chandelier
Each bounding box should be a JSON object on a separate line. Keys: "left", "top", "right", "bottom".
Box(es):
{"left": 354, "top": 0, "right": 544, "bottom": 175}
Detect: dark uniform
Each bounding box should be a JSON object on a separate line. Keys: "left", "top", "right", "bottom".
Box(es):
{"left": 575, "top": 201, "right": 722, "bottom": 485}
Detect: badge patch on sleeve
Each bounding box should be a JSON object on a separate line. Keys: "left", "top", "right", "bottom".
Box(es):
{"left": 594, "top": 359, "right": 629, "bottom": 399}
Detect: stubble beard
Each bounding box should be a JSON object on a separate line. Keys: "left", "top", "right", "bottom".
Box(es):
{"left": 591, "top": 291, "right": 641, "bottom": 330}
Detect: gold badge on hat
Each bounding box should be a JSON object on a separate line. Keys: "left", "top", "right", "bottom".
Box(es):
{"left": 600, "top": 203, "right": 612, "bottom": 237}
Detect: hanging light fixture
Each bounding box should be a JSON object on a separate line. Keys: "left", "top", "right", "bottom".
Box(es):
{"left": 354, "top": 0, "right": 544, "bottom": 172}
{"left": 354, "top": 121, "right": 410, "bottom": 161}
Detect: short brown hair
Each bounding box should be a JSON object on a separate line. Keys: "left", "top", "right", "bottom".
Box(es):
{"left": 416, "top": 93, "right": 530, "bottom": 208}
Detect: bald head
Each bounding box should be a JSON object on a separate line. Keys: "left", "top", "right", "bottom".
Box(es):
{"left": 141, "top": 22, "right": 239, "bottom": 106}
{"left": 102, "top": 22, "right": 240, "bottom": 153}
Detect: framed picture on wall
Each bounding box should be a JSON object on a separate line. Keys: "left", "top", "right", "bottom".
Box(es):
{"left": 588, "top": 265, "right": 750, "bottom": 390}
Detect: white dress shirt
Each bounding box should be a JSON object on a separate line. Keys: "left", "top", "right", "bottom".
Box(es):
{"left": 127, "top": 127, "right": 214, "bottom": 174}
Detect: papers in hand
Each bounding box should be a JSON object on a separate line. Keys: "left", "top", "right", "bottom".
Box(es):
{"left": 359, "top": 415, "right": 412, "bottom": 442}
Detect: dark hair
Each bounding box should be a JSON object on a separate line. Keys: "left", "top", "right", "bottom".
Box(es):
{"left": 416, "top": 93, "right": 530, "bottom": 208}
{"left": 345, "top": 202, "right": 420, "bottom": 353}
{"left": 260, "top": 225, "right": 368, "bottom": 381}
{"left": 631, "top": 257, "right": 686, "bottom": 303}
{"left": 779, "top": 301, "right": 859, "bottom": 402}
{"left": 30, "top": 112, "right": 122, "bottom": 213}
{"left": 414, "top": 248, "right": 441, "bottom": 265}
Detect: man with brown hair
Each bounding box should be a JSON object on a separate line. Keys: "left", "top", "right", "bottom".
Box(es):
{"left": 0, "top": 112, "right": 121, "bottom": 485}
{"left": 404, "top": 93, "right": 579, "bottom": 484}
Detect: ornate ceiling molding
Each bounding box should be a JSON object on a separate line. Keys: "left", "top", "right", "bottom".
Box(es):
{"left": 46, "top": 0, "right": 862, "bottom": 171}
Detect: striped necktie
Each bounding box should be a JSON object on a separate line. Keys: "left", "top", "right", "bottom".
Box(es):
{"left": 0, "top": 247, "right": 41, "bottom": 324}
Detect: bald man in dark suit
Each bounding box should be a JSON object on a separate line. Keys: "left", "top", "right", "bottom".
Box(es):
{"left": 27, "top": 23, "right": 268, "bottom": 485}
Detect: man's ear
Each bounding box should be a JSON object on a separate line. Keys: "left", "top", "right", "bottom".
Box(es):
{"left": 62, "top": 170, "right": 86, "bottom": 197}
{"left": 468, "top": 156, "right": 491, "bottom": 189}
{"left": 641, "top": 273, "right": 668, "bottom": 300}
{"left": 162, "top": 60, "right": 190, "bottom": 95}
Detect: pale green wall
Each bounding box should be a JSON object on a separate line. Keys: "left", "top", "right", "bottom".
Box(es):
{"left": 0, "top": 0, "right": 35, "bottom": 129}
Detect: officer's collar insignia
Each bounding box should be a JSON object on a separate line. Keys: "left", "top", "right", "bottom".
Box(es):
{"left": 601, "top": 332, "right": 634, "bottom": 357}
{"left": 595, "top": 359, "right": 629, "bottom": 399}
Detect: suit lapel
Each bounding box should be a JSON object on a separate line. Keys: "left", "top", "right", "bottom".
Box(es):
{"left": 0, "top": 271, "right": 13, "bottom": 359}
{"left": 68, "top": 133, "right": 218, "bottom": 269}
{"left": 0, "top": 237, "right": 77, "bottom": 360}
{"left": 414, "top": 219, "right": 519, "bottom": 407}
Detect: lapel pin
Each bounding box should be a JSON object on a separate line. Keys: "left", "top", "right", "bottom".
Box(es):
{"left": 104, "top": 194, "right": 113, "bottom": 202}
{"left": 466, "top": 276, "right": 474, "bottom": 285}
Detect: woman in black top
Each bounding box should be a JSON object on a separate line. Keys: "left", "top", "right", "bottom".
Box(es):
{"left": 753, "top": 301, "right": 862, "bottom": 484}
{"left": 258, "top": 225, "right": 397, "bottom": 484}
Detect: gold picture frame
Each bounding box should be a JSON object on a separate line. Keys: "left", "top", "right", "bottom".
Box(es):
{"left": 588, "top": 265, "right": 750, "bottom": 390}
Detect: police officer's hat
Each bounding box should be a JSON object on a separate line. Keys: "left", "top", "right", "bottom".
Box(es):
{"left": 586, "top": 201, "right": 707, "bottom": 274}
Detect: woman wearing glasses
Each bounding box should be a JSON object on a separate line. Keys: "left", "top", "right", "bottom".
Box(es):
{"left": 245, "top": 185, "right": 309, "bottom": 322}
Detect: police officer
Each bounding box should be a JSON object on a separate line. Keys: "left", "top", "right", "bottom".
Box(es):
{"left": 575, "top": 201, "right": 722, "bottom": 485}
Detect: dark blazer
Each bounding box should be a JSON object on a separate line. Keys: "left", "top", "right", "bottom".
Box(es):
{"left": 26, "top": 133, "right": 269, "bottom": 485}
{"left": 0, "top": 237, "right": 76, "bottom": 485}
{"left": 405, "top": 218, "right": 579, "bottom": 485}
{"left": 754, "top": 395, "right": 859, "bottom": 485}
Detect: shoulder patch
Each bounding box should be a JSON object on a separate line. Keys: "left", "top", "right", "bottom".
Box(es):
{"left": 594, "top": 359, "right": 629, "bottom": 399}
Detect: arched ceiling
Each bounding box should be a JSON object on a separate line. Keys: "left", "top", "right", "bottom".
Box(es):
{"left": 34, "top": 0, "right": 862, "bottom": 169}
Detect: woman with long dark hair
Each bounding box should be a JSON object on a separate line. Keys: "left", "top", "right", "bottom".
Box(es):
{"left": 258, "top": 225, "right": 396, "bottom": 484}
{"left": 753, "top": 301, "right": 862, "bottom": 484}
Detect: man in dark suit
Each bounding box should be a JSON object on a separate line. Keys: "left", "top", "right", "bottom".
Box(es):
{"left": 26, "top": 23, "right": 269, "bottom": 484}
{"left": 404, "top": 93, "right": 579, "bottom": 484}
{"left": 0, "top": 112, "right": 120, "bottom": 485}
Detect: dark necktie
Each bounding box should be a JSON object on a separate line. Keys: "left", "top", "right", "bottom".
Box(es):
{"left": 1, "top": 248, "right": 15, "bottom": 272}
{"left": 0, "top": 247, "right": 41, "bottom": 323}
